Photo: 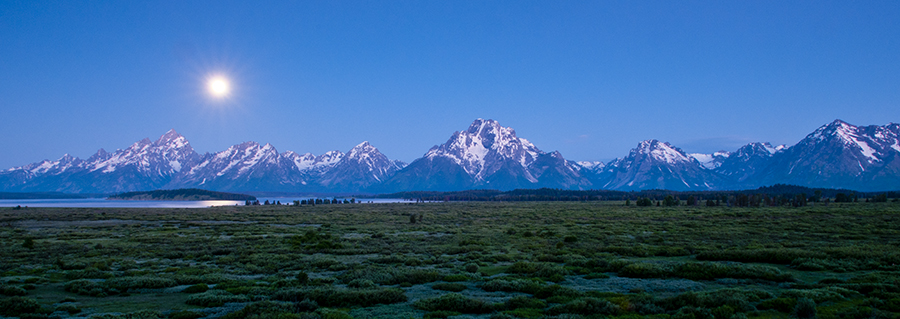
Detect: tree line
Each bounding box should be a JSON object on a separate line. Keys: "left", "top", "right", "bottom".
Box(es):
{"left": 377, "top": 184, "right": 899, "bottom": 206}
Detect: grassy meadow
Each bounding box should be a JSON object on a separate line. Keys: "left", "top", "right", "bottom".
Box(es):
{"left": 1, "top": 201, "right": 899, "bottom": 319}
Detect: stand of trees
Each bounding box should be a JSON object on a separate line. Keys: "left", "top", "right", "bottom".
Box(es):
{"left": 109, "top": 188, "right": 256, "bottom": 201}
{"left": 378, "top": 184, "right": 899, "bottom": 207}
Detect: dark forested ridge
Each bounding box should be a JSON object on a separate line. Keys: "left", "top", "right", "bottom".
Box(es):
{"left": 379, "top": 184, "right": 899, "bottom": 203}
{"left": 108, "top": 188, "right": 256, "bottom": 201}
{"left": 0, "top": 192, "right": 100, "bottom": 199}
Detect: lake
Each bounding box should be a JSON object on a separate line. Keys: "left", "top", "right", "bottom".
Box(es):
{"left": 0, "top": 197, "right": 414, "bottom": 208}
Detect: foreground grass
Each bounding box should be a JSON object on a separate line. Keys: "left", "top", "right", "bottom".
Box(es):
{"left": 0, "top": 201, "right": 899, "bottom": 318}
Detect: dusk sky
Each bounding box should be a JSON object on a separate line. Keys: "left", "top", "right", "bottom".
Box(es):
{"left": 2, "top": 1, "right": 899, "bottom": 169}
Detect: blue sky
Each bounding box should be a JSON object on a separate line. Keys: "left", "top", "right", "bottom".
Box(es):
{"left": 1, "top": 1, "right": 899, "bottom": 168}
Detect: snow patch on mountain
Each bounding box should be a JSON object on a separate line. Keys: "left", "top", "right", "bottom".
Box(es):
{"left": 576, "top": 161, "right": 606, "bottom": 170}
{"left": 689, "top": 151, "right": 730, "bottom": 169}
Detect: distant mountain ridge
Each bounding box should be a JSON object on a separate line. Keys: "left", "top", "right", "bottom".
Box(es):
{"left": 108, "top": 188, "right": 256, "bottom": 201}
{"left": 0, "top": 130, "right": 406, "bottom": 193}
{"left": 378, "top": 119, "right": 590, "bottom": 191}
{"left": 1, "top": 119, "right": 899, "bottom": 193}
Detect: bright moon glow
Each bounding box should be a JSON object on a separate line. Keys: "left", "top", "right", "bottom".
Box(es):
{"left": 207, "top": 76, "right": 230, "bottom": 98}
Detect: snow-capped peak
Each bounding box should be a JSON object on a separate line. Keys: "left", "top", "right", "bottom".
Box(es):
{"left": 425, "top": 119, "right": 543, "bottom": 179}
{"left": 634, "top": 140, "right": 693, "bottom": 164}
{"left": 316, "top": 150, "right": 344, "bottom": 166}
{"left": 810, "top": 119, "right": 881, "bottom": 163}
{"left": 347, "top": 141, "right": 377, "bottom": 159}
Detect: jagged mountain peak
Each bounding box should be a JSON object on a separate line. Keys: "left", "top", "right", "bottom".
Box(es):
{"left": 631, "top": 139, "right": 694, "bottom": 165}
{"left": 58, "top": 153, "right": 77, "bottom": 162}
{"left": 317, "top": 150, "right": 344, "bottom": 163}
{"left": 599, "top": 140, "right": 719, "bottom": 191}
{"left": 806, "top": 119, "right": 887, "bottom": 163}
{"left": 733, "top": 142, "right": 783, "bottom": 158}
{"left": 218, "top": 142, "right": 279, "bottom": 163}
{"left": 156, "top": 129, "right": 183, "bottom": 143}
{"left": 348, "top": 141, "right": 376, "bottom": 155}
{"left": 4, "top": 119, "right": 900, "bottom": 193}
{"left": 382, "top": 119, "right": 589, "bottom": 191}
{"left": 425, "top": 119, "right": 542, "bottom": 178}
{"left": 814, "top": 119, "right": 858, "bottom": 138}
{"left": 136, "top": 138, "right": 153, "bottom": 147}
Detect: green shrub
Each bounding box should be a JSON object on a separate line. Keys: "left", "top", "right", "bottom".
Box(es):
{"left": 294, "top": 298, "right": 319, "bottom": 312}
{"left": 534, "top": 284, "right": 583, "bottom": 301}
{"left": 480, "top": 278, "right": 544, "bottom": 294}
{"left": 885, "top": 298, "right": 900, "bottom": 312}
{"left": 674, "top": 262, "right": 793, "bottom": 282}
{"left": 584, "top": 273, "right": 610, "bottom": 279}
{"left": 0, "top": 296, "right": 41, "bottom": 316}
{"left": 546, "top": 297, "right": 621, "bottom": 316}
{"left": 711, "top": 305, "right": 735, "bottom": 319}
{"left": 166, "top": 273, "right": 225, "bottom": 285}
{"left": 424, "top": 311, "right": 462, "bottom": 319}
{"left": 0, "top": 285, "right": 28, "bottom": 296}
{"left": 65, "top": 268, "right": 115, "bottom": 280}
{"left": 443, "top": 274, "right": 470, "bottom": 282}
{"left": 619, "top": 263, "right": 670, "bottom": 278}
{"left": 56, "top": 303, "right": 81, "bottom": 315}
{"left": 316, "top": 308, "right": 353, "bottom": 319}
{"left": 347, "top": 279, "right": 377, "bottom": 289}
{"left": 658, "top": 288, "right": 773, "bottom": 312}
{"left": 186, "top": 290, "right": 250, "bottom": 307}
{"left": 169, "top": 310, "right": 203, "bottom": 319}
{"left": 107, "top": 276, "right": 178, "bottom": 290}
{"left": 508, "top": 262, "right": 540, "bottom": 274}
{"left": 184, "top": 283, "right": 209, "bottom": 293}
{"left": 696, "top": 249, "right": 825, "bottom": 264}
{"left": 221, "top": 301, "right": 295, "bottom": 319}
{"left": 465, "top": 263, "right": 479, "bottom": 273}
{"left": 296, "top": 271, "right": 309, "bottom": 284}
{"left": 64, "top": 279, "right": 112, "bottom": 297}
{"left": 757, "top": 297, "right": 796, "bottom": 313}
{"left": 503, "top": 308, "right": 544, "bottom": 318}
{"left": 340, "top": 267, "right": 441, "bottom": 285}
{"left": 673, "top": 306, "right": 714, "bottom": 319}
{"left": 781, "top": 287, "right": 853, "bottom": 303}
{"left": 432, "top": 283, "right": 466, "bottom": 292}
{"left": 503, "top": 296, "right": 547, "bottom": 310}
{"left": 507, "top": 262, "right": 569, "bottom": 279}
{"left": 793, "top": 297, "right": 817, "bottom": 319}
{"left": 272, "top": 287, "right": 407, "bottom": 307}
{"left": 614, "top": 261, "right": 794, "bottom": 282}
{"left": 87, "top": 310, "right": 165, "bottom": 319}
{"left": 414, "top": 293, "right": 495, "bottom": 314}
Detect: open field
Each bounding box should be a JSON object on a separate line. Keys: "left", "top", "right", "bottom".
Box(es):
{"left": 1, "top": 202, "right": 899, "bottom": 319}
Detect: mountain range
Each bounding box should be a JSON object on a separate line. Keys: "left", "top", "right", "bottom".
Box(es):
{"left": 2, "top": 119, "right": 899, "bottom": 193}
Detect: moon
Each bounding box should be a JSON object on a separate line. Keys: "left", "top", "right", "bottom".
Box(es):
{"left": 207, "top": 76, "right": 231, "bottom": 98}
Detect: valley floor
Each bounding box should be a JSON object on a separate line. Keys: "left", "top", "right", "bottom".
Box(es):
{"left": 1, "top": 202, "right": 899, "bottom": 319}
